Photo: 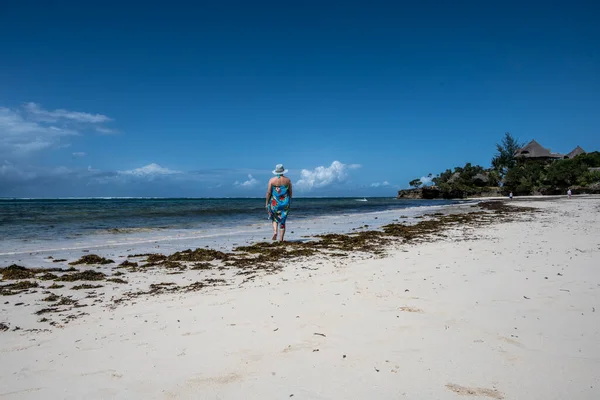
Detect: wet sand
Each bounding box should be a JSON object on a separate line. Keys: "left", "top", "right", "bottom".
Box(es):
{"left": 1, "top": 197, "right": 599, "bottom": 399}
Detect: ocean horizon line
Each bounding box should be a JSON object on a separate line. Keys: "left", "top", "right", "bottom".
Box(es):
{"left": 0, "top": 196, "right": 407, "bottom": 201}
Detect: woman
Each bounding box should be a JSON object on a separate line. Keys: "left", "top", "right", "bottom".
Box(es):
{"left": 266, "top": 164, "right": 293, "bottom": 241}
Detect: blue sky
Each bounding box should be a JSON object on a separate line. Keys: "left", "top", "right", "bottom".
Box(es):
{"left": 1, "top": 0, "right": 599, "bottom": 197}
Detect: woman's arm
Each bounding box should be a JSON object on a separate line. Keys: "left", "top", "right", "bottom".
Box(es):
{"left": 288, "top": 180, "right": 293, "bottom": 199}
{"left": 265, "top": 180, "right": 272, "bottom": 207}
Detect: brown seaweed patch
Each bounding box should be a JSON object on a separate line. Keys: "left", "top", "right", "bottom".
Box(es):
{"left": 478, "top": 201, "right": 536, "bottom": 213}
{"left": 205, "top": 278, "right": 227, "bottom": 285}
{"left": 35, "top": 307, "right": 60, "bottom": 315}
{"left": 117, "top": 260, "right": 138, "bottom": 268}
{"left": 72, "top": 284, "right": 104, "bottom": 290}
{"left": 107, "top": 278, "right": 128, "bottom": 284}
{"left": 56, "top": 296, "right": 77, "bottom": 306}
{"left": 38, "top": 273, "right": 59, "bottom": 281}
{"left": 231, "top": 242, "right": 317, "bottom": 268}
{"left": 145, "top": 254, "right": 167, "bottom": 263}
{"left": 168, "top": 248, "right": 230, "bottom": 262}
{"left": 1, "top": 280, "right": 39, "bottom": 296}
{"left": 0, "top": 265, "right": 37, "bottom": 280}
{"left": 69, "top": 254, "right": 114, "bottom": 265}
{"left": 57, "top": 270, "right": 106, "bottom": 282}
{"left": 190, "top": 262, "right": 212, "bottom": 270}
{"left": 42, "top": 294, "right": 60, "bottom": 302}
{"left": 0, "top": 265, "right": 78, "bottom": 281}
{"left": 314, "top": 231, "right": 386, "bottom": 252}
{"left": 127, "top": 253, "right": 155, "bottom": 258}
{"left": 113, "top": 278, "right": 226, "bottom": 304}
{"left": 160, "top": 261, "right": 185, "bottom": 269}
{"left": 48, "top": 283, "right": 65, "bottom": 289}
{"left": 0, "top": 322, "right": 9, "bottom": 331}
{"left": 52, "top": 259, "right": 67, "bottom": 263}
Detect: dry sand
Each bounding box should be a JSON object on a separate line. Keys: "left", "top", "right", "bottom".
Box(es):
{"left": 1, "top": 197, "right": 599, "bottom": 399}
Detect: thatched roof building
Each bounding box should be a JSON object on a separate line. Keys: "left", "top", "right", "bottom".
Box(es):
{"left": 566, "top": 146, "right": 586, "bottom": 159}
{"left": 514, "top": 140, "right": 563, "bottom": 160}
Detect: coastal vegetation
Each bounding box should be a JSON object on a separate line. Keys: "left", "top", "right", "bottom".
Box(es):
{"left": 403, "top": 133, "right": 600, "bottom": 198}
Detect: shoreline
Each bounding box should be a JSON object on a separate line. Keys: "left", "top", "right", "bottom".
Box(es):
{"left": 1, "top": 200, "right": 527, "bottom": 330}
{"left": 0, "top": 200, "right": 473, "bottom": 267}
{"left": 1, "top": 197, "right": 599, "bottom": 399}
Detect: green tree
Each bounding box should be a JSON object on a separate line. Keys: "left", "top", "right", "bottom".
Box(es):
{"left": 432, "top": 169, "right": 453, "bottom": 186}
{"left": 491, "top": 132, "right": 523, "bottom": 178}
{"left": 409, "top": 178, "right": 423, "bottom": 189}
{"left": 577, "top": 170, "right": 600, "bottom": 186}
{"left": 504, "top": 161, "right": 547, "bottom": 195}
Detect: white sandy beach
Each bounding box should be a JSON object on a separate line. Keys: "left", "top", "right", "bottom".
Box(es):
{"left": 1, "top": 197, "right": 599, "bottom": 399}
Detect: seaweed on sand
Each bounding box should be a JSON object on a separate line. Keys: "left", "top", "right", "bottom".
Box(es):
{"left": 38, "top": 273, "right": 59, "bottom": 281}
{"left": 134, "top": 249, "right": 229, "bottom": 271}
{"left": 48, "top": 283, "right": 65, "bottom": 289}
{"left": 69, "top": 255, "right": 114, "bottom": 265}
{"left": 0, "top": 265, "right": 78, "bottom": 281}
{"left": 190, "top": 262, "right": 212, "bottom": 270}
{"left": 57, "top": 270, "right": 106, "bottom": 282}
{"left": 127, "top": 253, "right": 154, "bottom": 258}
{"left": 35, "top": 307, "right": 60, "bottom": 315}
{"left": 478, "top": 201, "right": 537, "bottom": 213}
{"left": 72, "top": 284, "right": 104, "bottom": 290}
{"left": 110, "top": 201, "right": 536, "bottom": 305}
{"left": 145, "top": 254, "right": 167, "bottom": 264}
{"left": 117, "top": 260, "right": 138, "bottom": 268}
{"left": 167, "top": 248, "right": 230, "bottom": 262}
{"left": 56, "top": 296, "right": 77, "bottom": 306}
{"left": 42, "top": 294, "right": 60, "bottom": 302}
{"left": 313, "top": 231, "right": 386, "bottom": 252}
{"left": 0, "top": 281, "right": 39, "bottom": 296}
{"left": 107, "top": 278, "right": 128, "bottom": 284}
{"left": 113, "top": 278, "right": 228, "bottom": 305}
{"left": 0, "top": 265, "right": 37, "bottom": 280}
{"left": 160, "top": 261, "right": 186, "bottom": 270}
{"left": 230, "top": 242, "right": 317, "bottom": 269}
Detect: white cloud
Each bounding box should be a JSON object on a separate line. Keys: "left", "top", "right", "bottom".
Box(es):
{"left": 420, "top": 175, "right": 433, "bottom": 186}
{"left": 296, "top": 161, "right": 361, "bottom": 191}
{"left": 24, "top": 102, "right": 111, "bottom": 123}
{"left": 371, "top": 181, "right": 390, "bottom": 188}
{"left": 0, "top": 161, "right": 37, "bottom": 182}
{"left": 0, "top": 107, "right": 77, "bottom": 154}
{"left": 0, "top": 103, "right": 116, "bottom": 156}
{"left": 72, "top": 152, "right": 87, "bottom": 157}
{"left": 95, "top": 127, "right": 118, "bottom": 135}
{"left": 235, "top": 174, "right": 259, "bottom": 187}
{"left": 119, "top": 163, "right": 180, "bottom": 177}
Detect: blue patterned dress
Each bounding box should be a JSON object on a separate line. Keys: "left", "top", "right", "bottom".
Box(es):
{"left": 268, "top": 185, "right": 290, "bottom": 228}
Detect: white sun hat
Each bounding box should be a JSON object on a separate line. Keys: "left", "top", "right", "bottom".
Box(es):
{"left": 272, "top": 164, "right": 288, "bottom": 175}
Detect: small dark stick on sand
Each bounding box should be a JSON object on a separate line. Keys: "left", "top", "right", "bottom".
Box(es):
{"left": 314, "top": 332, "right": 326, "bottom": 337}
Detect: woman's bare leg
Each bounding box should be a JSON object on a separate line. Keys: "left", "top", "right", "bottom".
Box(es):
{"left": 279, "top": 227, "right": 285, "bottom": 242}
{"left": 271, "top": 221, "right": 278, "bottom": 240}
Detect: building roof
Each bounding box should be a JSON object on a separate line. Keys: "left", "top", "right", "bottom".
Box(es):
{"left": 514, "top": 139, "right": 563, "bottom": 159}
{"left": 566, "top": 146, "right": 586, "bottom": 159}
